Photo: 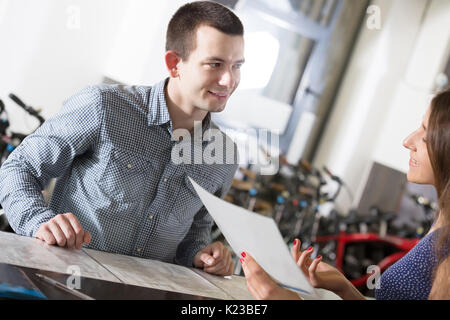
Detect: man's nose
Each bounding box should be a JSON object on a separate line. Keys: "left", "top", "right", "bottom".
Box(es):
{"left": 218, "top": 69, "right": 235, "bottom": 89}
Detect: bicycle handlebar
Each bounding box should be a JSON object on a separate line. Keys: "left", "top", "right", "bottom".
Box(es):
{"left": 8, "top": 93, "right": 45, "bottom": 124}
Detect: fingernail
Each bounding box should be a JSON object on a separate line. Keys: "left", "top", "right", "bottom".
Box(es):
{"left": 317, "top": 255, "right": 322, "bottom": 259}
{"left": 308, "top": 246, "right": 313, "bottom": 251}
{"left": 294, "top": 239, "right": 298, "bottom": 245}
{"left": 241, "top": 251, "right": 246, "bottom": 258}
{"left": 207, "top": 258, "right": 213, "bottom": 265}
{"left": 240, "top": 258, "right": 244, "bottom": 264}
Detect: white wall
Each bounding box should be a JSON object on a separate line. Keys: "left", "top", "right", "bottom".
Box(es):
{"left": 0, "top": 0, "right": 188, "bottom": 135}
{"left": 104, "top": 0, "right": 189, "bottom": 85}
{"left": 373, "top": 0, "right": 450, "bottom": 170}
{"left": 313, "top": 0, "right": 450, "bottom": 211}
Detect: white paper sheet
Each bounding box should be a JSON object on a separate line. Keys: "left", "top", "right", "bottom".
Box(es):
{"left": 189, "top": 177, "right": 318, "bottom": 299}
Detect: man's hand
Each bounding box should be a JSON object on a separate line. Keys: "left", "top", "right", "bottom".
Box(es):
{"left": 35, "top": 212, "right": 91, "bottom": 250}
{"left": 193, "top": 241, "right": 234, "bottom": 276}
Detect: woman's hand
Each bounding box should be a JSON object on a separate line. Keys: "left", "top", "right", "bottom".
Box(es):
{"left": 240, "top": 252, "right": 301, "bottom": 300}
{"left": 291, "top": 239, "right": 365, "bottom": 300}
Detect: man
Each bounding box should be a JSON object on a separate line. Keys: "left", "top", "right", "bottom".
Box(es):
{"left": 0, "top": 1, "right": 245, "bottom": 276}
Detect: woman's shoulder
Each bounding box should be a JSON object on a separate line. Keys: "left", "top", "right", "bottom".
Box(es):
{"left": 375, "top": 230, "right": 439, "bottom": 300}
{"left": 405, "top": 228, "right": 449, "bottom": 261}
{"left": 401, "top": 230, "right": 437, "bottom": 263}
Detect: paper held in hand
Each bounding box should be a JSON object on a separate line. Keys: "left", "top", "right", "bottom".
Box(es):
{"left": 188, "top": 177, "right": 319, "bottom": 299}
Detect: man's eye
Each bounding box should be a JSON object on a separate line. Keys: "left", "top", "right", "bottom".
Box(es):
{"left": 209, "top": 63, "right": 221, "bottom": 68}
{"left": 233, "top": 64, "right": 242, "bottom": 69}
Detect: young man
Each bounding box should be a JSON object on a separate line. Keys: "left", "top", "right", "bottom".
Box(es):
{"left": 0, "top": 1, "right": 245, "bottom": 276}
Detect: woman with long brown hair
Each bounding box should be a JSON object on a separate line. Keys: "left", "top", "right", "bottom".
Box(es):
{"left": 426, "top": 89, "right": 450, "bottom": 299}
{"left": 239, "top": 88, "right": 450, "bottom": 300}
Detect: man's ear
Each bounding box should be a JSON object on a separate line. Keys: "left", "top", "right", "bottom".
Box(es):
{"left": 165, "top": 50, "right": 181, "bottom": 78}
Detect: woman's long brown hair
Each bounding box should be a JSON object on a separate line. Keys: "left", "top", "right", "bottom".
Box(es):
{"left": 426, "top": 88, "right": 450, "bottom": 299}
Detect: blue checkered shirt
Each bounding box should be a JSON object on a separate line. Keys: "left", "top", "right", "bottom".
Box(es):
{"left": 0, "top": 78, "right": 238, "bottom": 267}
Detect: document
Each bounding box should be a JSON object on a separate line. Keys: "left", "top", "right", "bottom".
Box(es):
{"left": 188, "top": 177, "right": 319, "bottom": 299}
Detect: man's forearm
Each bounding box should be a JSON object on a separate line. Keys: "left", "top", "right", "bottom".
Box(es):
{"left": 0, "top": 157, "right": 55, "bottom": 236}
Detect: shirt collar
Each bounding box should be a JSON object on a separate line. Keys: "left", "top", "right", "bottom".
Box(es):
{"left": 148, "top": 77, "right": 213, "bottom": 136}
{"left": 148, "top": 77, "right": 171, "bottom": 127}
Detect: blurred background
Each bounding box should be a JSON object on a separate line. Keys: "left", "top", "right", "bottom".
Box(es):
{"left": 0, "top": 0, "right": 449, "bottom": 297}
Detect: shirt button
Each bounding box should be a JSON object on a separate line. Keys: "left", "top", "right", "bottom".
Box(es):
{"left": 163, "top": 178, "right": 168, "bottom": 182}
{"left": 127, "top": 164, "right": 132, "bottom": 169}
{"left": 148, "top": 215, "right": 153, "bottom": 220}
{"left": 137, "top": 248, "right": 142, "bottom": 253}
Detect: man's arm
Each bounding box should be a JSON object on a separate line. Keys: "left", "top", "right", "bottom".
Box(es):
{"left": 175, "top": 163, "right": 238, "bottom": 272}
{"left": 175, "top": 205, "right": 215, "bottom": 267}
{"left": 0, "top": 86, "right": 102, "bottom": 238}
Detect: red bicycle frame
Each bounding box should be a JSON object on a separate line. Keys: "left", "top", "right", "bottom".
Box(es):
{"left": 314, "top": 231, "right": 420, "bottom": 288}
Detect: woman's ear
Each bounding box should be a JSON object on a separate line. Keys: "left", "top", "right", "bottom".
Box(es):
{"left": 165, "top": 51, "right": 180, "bottom": 78}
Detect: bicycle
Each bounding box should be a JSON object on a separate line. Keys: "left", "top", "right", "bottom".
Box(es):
{"left": 0, "top": 94, "right": 46, "bottom": 232}
{"left": 312, "top": 205, "right": 433, "bottom": 297}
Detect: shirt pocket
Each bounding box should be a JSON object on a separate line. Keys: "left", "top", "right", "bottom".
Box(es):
{"left": 171, "top": 175, "right": 221, "bottom": 224}
{"left": 97, "top": 147, "right": 152, "bottom": 203}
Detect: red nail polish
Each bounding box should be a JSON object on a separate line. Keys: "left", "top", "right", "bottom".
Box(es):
{"left": 294, "top": 239, "right": 298, "bottom": 245}
{"left": 240, "top": 258, "right": 244, "bottom": 264}
{"left": 317, "top": 255, "right": 322, "bottom": 259}
{"left": 241, "top": 252, "right": 246, "bottom": 258}
{"left": 308, "top": 246, "right": 313, "bottom": 251}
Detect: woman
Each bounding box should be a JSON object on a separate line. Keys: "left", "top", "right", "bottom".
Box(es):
{"left": 240, "top": 88, "right": 450, "bottom": 300}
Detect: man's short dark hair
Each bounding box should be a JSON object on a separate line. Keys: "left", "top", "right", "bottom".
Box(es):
{"left": 166, "top": 1, "right": 244, "bottom": 61}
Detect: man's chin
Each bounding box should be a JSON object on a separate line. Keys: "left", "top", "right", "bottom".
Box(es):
{"left": 211, "top": 104, "right": 226, "bottom": 112}
{"left": 198, "top": 103, "right": 227, "bottom": 113}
